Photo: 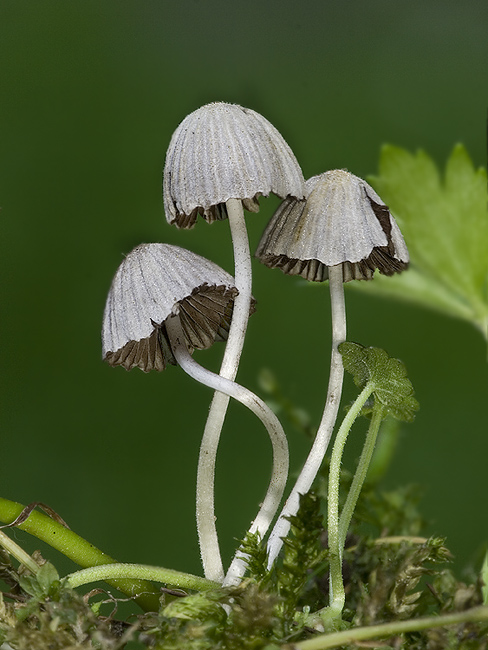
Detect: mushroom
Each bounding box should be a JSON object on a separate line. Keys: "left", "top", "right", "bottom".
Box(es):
{"left": 103, "top": 243, "right": 239, "bottom": 372}
{"left": 255, "top": 169, "right": 409, "bottom": 567}
{"left": 163, "top": 102, "right": 304, "bottom": 580}
{"left": 102, "top": 243, "right": 289, "bottom": 582}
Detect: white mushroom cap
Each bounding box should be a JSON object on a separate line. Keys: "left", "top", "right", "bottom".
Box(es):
{"left": 163, "top": 102, "right": 305, "bottom": 228}
{"left": 256, "top": 169, "right": 409, "bottom": 282}
{"left": 102, "top": 243, "right": 244, "bottom": 372}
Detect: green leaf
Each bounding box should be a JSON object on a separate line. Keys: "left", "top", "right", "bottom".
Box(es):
{"left": 35, "top": 561, "right": 60, "bottom": 596}
{"left": 339, "top": 342, "right": 419, "bottom": 422}
{"left": 17, "top": 561, "right": 60, "bottom": 600}
{"left": 353, "top": 144, "right": 488, "bottom": 339}
{"left": 17, "top": 574, "right": 43, "bottom": 599}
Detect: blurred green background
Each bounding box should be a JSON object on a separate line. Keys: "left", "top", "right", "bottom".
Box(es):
{"left": 1, "top": 0, "right": 487, "bottom": 581}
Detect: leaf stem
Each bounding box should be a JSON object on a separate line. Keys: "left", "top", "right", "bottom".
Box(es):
{"left": 295, "top": 606, "right": 488, "bottom": 650}
{"left": 165, "top": 315, "right": 288, "bottom": 586}
{"left": 0, "top": 497, "right": 160, "bottom": 611}
{"left": 327, "top": 383, "right": 373, "bottom": 617}
{"left": 66, "top": 563, "right": 218, "bottom": 592}
{"left": 338, "top": 403, "right": 385, "bottom": 548}
{"left": 196, "top": 198, "right": 253, "bottom": 583}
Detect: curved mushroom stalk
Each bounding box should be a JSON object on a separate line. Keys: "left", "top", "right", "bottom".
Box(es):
{"left": 102, "top": 242, "right": 261, "bottom": 582}
{"left": 165, "top": 314, "right": 289, "bottom": 585}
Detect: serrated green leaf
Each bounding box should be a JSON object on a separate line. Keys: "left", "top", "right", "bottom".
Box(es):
{"left": 339, "top": 342, "right": 419, "bottom": 422}
{"left": 352, "top": 144, "right": 488, "bottom": 338}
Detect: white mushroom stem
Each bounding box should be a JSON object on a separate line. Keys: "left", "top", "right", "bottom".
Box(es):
{"left": 195, "top": 198, "right": 254, "bottom": 582}
{"left": 165, "top": 313, "right": 288, "bottom": 585}
{"left": 266, "top": 264, "right": 346, "bottom": 568}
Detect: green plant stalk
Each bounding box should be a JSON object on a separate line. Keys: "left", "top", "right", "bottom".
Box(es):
{"left": 66, "top": 563, "right": 218, "bottom": 591}
{"left": 294, "top": 605, "right": 488, "bottom": 650}
{"left": 338, "top": 403, "right": 385, "bottom": 548}
{"left": 0, "top": 529, "right": 40, "bottom": 574}
{"left": 327, "top": 383, "right": 374, "bottom": 618}
{"left": 0, "top": 497, "right": 159, "bottom": 611}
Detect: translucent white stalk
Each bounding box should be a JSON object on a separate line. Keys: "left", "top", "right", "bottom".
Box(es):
{"left": 166, "top": 313, "right": 288, "bottom": 584}
{"left": 266, "top": 264, "right": 346, "bottom": 568}
{"left": 195, "top": 198, "right": 253, "bottom": 582}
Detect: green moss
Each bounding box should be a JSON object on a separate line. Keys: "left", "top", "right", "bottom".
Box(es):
{"left": 1, "top": 480, "right": 487, "bottom": 649}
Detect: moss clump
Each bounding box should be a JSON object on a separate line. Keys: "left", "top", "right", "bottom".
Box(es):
{"left": 1, "top": 483, "right": 487, "bottom": 649}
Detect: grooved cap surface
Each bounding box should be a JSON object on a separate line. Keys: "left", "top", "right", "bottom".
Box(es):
{"left": 163, "top": 102, "right": 305, "bottom": 228}
{"left": 256, "top": 170, "right": 409, "bottom": 282}
{"left": 102, "top": 243, "right": 240, "bottom": 371}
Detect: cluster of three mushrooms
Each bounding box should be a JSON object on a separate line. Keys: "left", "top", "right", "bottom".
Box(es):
{"left": 102, "top": 101, "right": 409, "bottom": 586}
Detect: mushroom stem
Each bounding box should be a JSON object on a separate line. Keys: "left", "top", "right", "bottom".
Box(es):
{"left": 221, "top": 198, "right": 254, "bottom": 378}
{"left": 195, "top": 198, "right": 254, "bottom": 582}
{"left": 266, "top": 264, "right": 346, "bottom": 568}
{"left": 166, "top": 314, "right": 288, "bottom": 585}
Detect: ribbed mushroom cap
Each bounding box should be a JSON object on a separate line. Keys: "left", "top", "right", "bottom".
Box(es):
{"left": 102, "top": 243, "right": 244, "bottom": 372}
{"left": 163, "top": 102, "right": 305, "bottom": 228}
{"left": 256, "top": 169, "right": 409, "bottom": 282}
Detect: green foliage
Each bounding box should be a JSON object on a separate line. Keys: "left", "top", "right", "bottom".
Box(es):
{"left": 140, "top": 583, "right": 280, "bottom": 650}
{"left": 354, "top": 144, "right": 488, "bottom": 339}
{"left": 0, "top": 553, "right": 130, "bottom": 649}
{"left": 1, "top": 483, "right": 487, "bottom": 648}
{"left": 339, "top": 341, "right": 419, "bottom": 421}
{"left": 16, "top": 562, "right": 63, "bottom": 621}
{"left": 1, "top": 141, "right": 486, "bottom": 649}
{"left": 238, "top": 492, "right": 329, "bottom": 636}
{"left": 18, "top": 561, "right": 60, "bottom": 599}
{"left": 272, "top": 492, "right": 328, "bottom": 622}
{"left": 239, "top": 532, "right": 271, "bottom": 585}
{"left": 344, "top": 536, "right": 452, "bottom": 625}
{"left": 299, "top": 486, "right": 487, "bottom": 648}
